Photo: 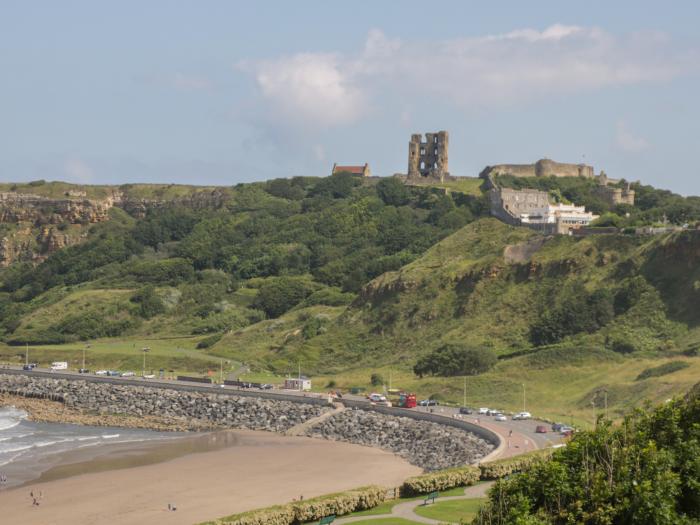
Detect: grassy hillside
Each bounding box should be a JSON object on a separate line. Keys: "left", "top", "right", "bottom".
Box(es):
{"left": 1, "top": 175, "right": 699, "bottom": 423}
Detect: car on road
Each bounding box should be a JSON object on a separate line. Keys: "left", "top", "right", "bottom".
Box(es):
{"left": 512, "top": 411, "right": 532, "bottom": 420}
{"left": 459, "top": 407, "right": 473, "bottom": 415}
{"left": 495, "top": 414, "right": 507, "bottom": 422}
{"left": 22, "top": 364, "right": 35, "bottom": 371}
{"left": 535, "top": 425, "right": 549, "bottom": 433}
{"left": 95, "top": 370, "right": 108, "bottom": 375}
{"left": 260, "top": 384, "right": 273, "bottom": 390}
{"left": 143, "top": 374, "right": 155, "bottom": 379}
{"left": 368, "top": 393, "right": 387, "bottom": 403}
{"left": 551, "top": 422, "right": 566, "bottom": 432}
{"left": 419, "top": 399, "right": 439, "bottom": 406}
{"left": 106, "top": 370, "right": 121, "bottom": 376}
{"left": 487, "top": 409, "right": 503, "bottom": 416}
{"left": 478, "top": 407, "right": 490, "bottom": 415}
{"left": 559, "top": 426, "right": 575, "bottom": 436}
{"left": 121, "top": 371, "right": 135, "bottom": 377}
{"left": 78, "top": 368, "right": 90, "bottom": 374}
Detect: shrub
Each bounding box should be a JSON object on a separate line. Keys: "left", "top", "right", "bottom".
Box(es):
{"left": 196, "top": 333, "right": 223, "bottom": 349}
{"left": 370, "top": 373, "right": 384, "bottom": 386}
{"left": 414, "top": 344, "right": 497, "bottom": 378}
{"left": 636, "top": 361, "right": 690, "bottom": 381}
{"left": 611, "top": 339, "right": 637, "bottom": 354}
{"left": 400, "top": 465, "right": 480, "bottom": 496}
{"left": 252, "top": 277, "right": 315, "bottom": 318}
{"left": 131, "top": 285, "right": 166, "bottom": 319}
{"left": 207, "top": 485, "right": 386, "bottom": 525}
{"left": 478, "top": 449, "right": 553, "bottom": 480}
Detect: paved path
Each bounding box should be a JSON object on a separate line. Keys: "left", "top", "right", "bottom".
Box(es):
{"left": 334, "top": 482, "right": 495, "bottom": 524}
{"left": 284, "top": 402, "right": 343, "bottom": 436}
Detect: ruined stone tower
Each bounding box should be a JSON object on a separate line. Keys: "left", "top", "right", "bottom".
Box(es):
{"left": 408, "top": 131, "right": 449, "bottom": 181}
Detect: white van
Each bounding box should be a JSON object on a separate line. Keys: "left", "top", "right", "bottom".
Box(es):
{"left": 51, "top": 361, "right": 68, "bottom": 371}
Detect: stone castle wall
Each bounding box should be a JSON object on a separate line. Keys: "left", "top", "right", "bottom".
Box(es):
{"left": 407, "top": 131, "right": 450, "bottom": 181}
{"left": 485, "top": 158, "right": 594, "bottom": 179}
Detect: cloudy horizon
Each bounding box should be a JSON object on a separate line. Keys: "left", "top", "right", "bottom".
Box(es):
{"left": 1, "top": 1, "right": 699, "bottom": 194}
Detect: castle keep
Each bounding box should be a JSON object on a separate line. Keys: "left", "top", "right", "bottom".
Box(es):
{"left": 408, "top": 131, "right": 450, "bottom": 181}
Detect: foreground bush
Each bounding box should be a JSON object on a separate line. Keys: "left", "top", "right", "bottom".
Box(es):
{"left": 400, "top": 465, "right": 480, "bottom": 496}
{"left": 203, "top": 485, "right": 386, "bottom": 525}
{"left": 478, "top": 448, "right": 553, "bottom": 480}
{"left": 474, "top": 382, "right": 700, "bottom": 524}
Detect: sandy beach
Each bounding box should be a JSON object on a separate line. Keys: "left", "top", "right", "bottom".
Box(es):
{"left": 0, "top": 429, "right": 421, "bottom": 525}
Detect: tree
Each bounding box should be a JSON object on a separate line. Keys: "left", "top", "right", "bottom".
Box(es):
{"left": 131, "top": 285, "right": 165, "bottom": 319}
{"left": 370, "top": 373, "right": 384, "bottom": 386}
{"left": 376, "top": 177, "right": 410, "bottom": 206}
{"left": 252, "top": 277, "right": 315, "bottom": 318}
{"left": 414, "top": 344, "right": 496, "bottom": 378}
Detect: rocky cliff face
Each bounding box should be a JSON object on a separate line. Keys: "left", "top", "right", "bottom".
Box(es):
{"left": 0, "top": 192, "right": 113, "bottom": 266}
{"left": 0, "top": 187, "right": 229, "bottom": 266}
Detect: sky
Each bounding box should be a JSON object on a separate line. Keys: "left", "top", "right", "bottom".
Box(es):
{"left": 1, "top": 1, "right": 699, "bottom": 194}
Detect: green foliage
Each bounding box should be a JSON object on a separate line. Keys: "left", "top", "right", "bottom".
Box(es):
{"left": 252, "top": 277, "right": 316, "bottom": 318}
{"left": 474, "top": 385, "right": 700, "bottom": 524}
{"left": 370, "top": 373, "right": 384, "bottom": 386}
{"left": 205, "top": 485, "right": 386, "bottom": 525}
{"left": 478, "top": 449, "right": 554, "bottom": 480}
{"left": 530, "top": 285, "right": 615, "bottom": 346}
{"left": 376, "top": 177, "right": 411, "bottom": 206}
{"left": 413, "top": 344, "right": 496, "bottom": 378}
{"left": 636, "top": 361, "right": 690, "bottom": 381}
{"left": 400, "top": 465, "right": 480, "bottom": 496}
{"left": 131, "top": 285, "right": 166, "bottom": 319}
{"left": 196, "top": 333, "right": 223, "bottom": 349}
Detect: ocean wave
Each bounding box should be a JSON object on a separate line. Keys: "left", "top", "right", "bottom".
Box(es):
{"left": 0, "top": 406, "right": 28, "bottom": 431}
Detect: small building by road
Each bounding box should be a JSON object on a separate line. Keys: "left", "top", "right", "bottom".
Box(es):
{"left": 284, "top": 377, "right": 311, "bottom": 391}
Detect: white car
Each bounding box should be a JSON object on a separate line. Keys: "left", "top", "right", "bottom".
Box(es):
{"left": 512, "top": 411, "right": 532, "bottom": 420}
{"left": 121, "top": 371, "right": 135, "bottom": 377}
{"left": 478, "top": 407, "right": 490, "bottom": 415}
{"left": 368, "top": 393, "right": 387, "bottom": 403}
{"left": 95, "top": 370, "right": 108, "bottom": 375}
{"left": 495, "top": 414, "right": 507, "bottom": 422}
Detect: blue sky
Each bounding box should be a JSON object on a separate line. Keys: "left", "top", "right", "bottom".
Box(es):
{"left": 1, "top": 1, "right": 699, "bottom": 194}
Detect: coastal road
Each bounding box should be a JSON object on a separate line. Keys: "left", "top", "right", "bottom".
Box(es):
{"left": 1, "top": 365, "right": 565, "bottom": 457}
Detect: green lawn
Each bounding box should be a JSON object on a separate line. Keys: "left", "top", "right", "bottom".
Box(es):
{"left": 337, "top": 520, "right": 419, "bottom": 525}
{"left": 414, "top": 497, "right": 486, "bottom": 522}
{"left": 345, "top": 487, "right": 469, "bottom": 518}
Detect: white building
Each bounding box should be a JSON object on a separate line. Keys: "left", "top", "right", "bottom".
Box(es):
{"left": 520, "top": 202, "right": 598, "bottom": 232}
{"left": 284, "top": 377, "right": 311, "bottom": 391}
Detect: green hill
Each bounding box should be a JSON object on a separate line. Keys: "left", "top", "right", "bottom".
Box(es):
{"left": 1, "top": 174, "right": 699, "bottom": 424}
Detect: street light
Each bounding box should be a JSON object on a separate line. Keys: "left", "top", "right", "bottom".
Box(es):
{"left": 141, "top": 347, "right": 150, "bottom": 377}
{"left": 82, "top": 344, "right": 91, "bottom": 370}
{"left": 522, "top": 383, "right": 526, "bottom": 412}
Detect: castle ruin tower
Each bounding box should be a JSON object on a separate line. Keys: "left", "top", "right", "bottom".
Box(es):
{"left": 408, "top": 131, "right": 450, "bottom": 181}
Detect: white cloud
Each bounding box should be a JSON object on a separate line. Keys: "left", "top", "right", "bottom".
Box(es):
{"left": 63, "top": 158, "right": 94, "bottom": 183}
{"left": 615, "top": 121, "right": 649, "bottom": 152}
{"left": 241, "top": 24, "right": 692, "bottom": 127}
{"left": 244, "top": 53, "right": 366, "bottom": 127}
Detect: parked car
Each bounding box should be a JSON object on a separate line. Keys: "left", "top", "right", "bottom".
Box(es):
{"left": 22, "top": 364, "right": 34, "bottom": 371}
{"left": 78, "top": 368, "right": 90, "bottom": 374}
{"left": 512, "top": 411, "right": 532, "bottom": 420}
{"left": 495, "top": 414, "right": 507, "bottom": 422}
{"left": 487, "top": 409, "right": 502, "bottom": 416}
{"left": 121, "top": 371, "right": 135, "bottom": 377}
{"left": 368, "top": 393, "right": 387, "bottom": 403}
{"left": 106, "top": 370, "right": 121, "bottom": 376}
{"left": 459, "top": 407, "right": 473, "bottom": 415}
{"left": 551, "top": 422, "right": 566, "bottom": 432}
{"left": 260, "top": 384, "right": 273, "bottom": 390}
{"left": 535, "top": 425, "right": 549, "bottom": 433}
{"left": 143, "top": 374, "right": 155, "bottom": 379}
{"left": 95, "top": 370, "right": 108, "bottom": 375}
{"left": 478, "top": 407, "right": 490, "bottom": 415}
{"left": 559, "top": 426, "right": 575, "bottom": 436}
{"left": 419, "top": 399, "right": 438, "bottom": 406}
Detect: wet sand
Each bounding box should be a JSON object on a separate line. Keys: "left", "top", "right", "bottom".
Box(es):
{"left": 0, "top": 430, "right": 421, "bottom": 525}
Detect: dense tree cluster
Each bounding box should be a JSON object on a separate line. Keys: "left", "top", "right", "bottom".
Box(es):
{"left": 413, "top": 343, "right": 497, "bottom": 378}
{"left": 475, "top": 383, "right": 700, "bottom": 524}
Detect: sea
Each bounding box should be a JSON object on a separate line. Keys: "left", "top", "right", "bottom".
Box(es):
{"left": 0, "top": 405, "right": 179, "bottom": 488}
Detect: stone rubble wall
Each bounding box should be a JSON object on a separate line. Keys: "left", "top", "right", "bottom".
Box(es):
{"left": 0, "top": 373, "right": 495, "bottom": 471}
{"left": 304, "top": 408, "right": 494, "bottom": 471}
{"left": 0, "top": 374, "right": 328, "bottom": 433}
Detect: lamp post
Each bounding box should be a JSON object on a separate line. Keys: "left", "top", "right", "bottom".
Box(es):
{"left": 141, "top": 347, "right": 150, "bottom": 377}
{"left": 522, "top": 383, "right": 526, "bottom": 412}
{"left": 463, "top": 376, "right": 467, "bottom": 408}
{"left": 25, "top": 343, "right": 29, "bottom": 366}
{"left": 82, "top": 344, "right": 91, "bottom": 370}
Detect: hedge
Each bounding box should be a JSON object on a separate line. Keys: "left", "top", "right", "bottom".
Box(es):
{"left": 478, "top": 448, "right": 553, "bottom": 480}
{"left": 202, "top": 485, "right": 386, "bottom": 525}
{"left": 400, "top": 465, "right": 480, "bottom": 497}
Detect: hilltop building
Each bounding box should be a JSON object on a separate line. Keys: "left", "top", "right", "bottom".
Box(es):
{"left": 407, "top": 131, "right": 450, "bottom": 182}
{"left": 487, "top": 181, "right": 598, "bottom": 235}
{"left": 594, "top": 171, "right": 635, "bottom": 207}
{"left": 331, "top": 163, "right": 371, "bottom": 177}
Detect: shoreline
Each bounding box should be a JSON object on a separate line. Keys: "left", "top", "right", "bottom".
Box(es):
{"left": 0, "top": 428, "right": 421, "bottom": 525}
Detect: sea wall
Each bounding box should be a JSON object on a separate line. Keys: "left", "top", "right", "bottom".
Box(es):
{"left": 305, "top": 408, "right": 493, "bottom": 471}
{"left": 0, "top": 372, "right": 498, "bottom": 471}
{"left": 0, "top": 374, "right": 327, "bottom": 433}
